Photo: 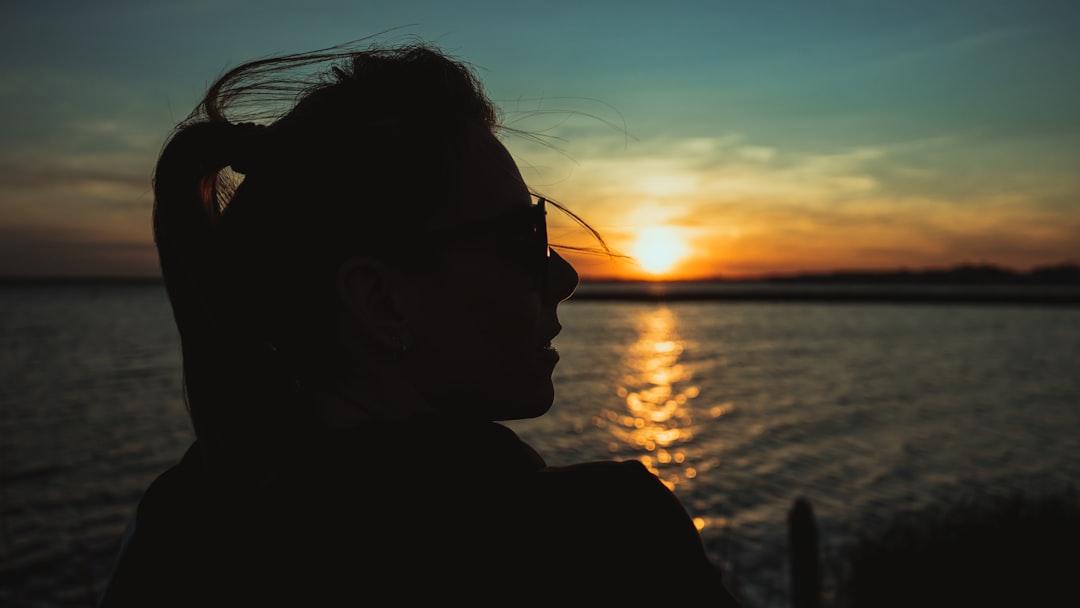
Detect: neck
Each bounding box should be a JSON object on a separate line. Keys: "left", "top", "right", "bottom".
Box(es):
{"left": 314, "top": 380, "right": 435, "bottom": 429}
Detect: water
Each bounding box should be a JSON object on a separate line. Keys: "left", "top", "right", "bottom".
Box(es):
{"left": 2, "top": 284, "right": 1078, "bottom": 607}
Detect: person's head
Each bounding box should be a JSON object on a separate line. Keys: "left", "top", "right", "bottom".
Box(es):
{"left": 154, "top": 42, "right": 592, "bottom": 466}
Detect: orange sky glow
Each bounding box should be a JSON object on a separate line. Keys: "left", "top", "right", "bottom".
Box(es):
{"left": 521, "top": 133, "right": 1080, "bottom": 281}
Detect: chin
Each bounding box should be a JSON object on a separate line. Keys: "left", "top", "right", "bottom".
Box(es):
{"left": 491, "top": 382, "right": 555, "bottom": 421}
{"left": 512, "top": 401, "right": 553, "bottom": 420}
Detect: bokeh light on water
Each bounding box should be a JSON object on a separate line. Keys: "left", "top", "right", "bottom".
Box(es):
{"left": 595, "top": 308, "right": 732, "bottom": 503}
{"left": 598, "top": 307, "right": 696, "bottom": 490}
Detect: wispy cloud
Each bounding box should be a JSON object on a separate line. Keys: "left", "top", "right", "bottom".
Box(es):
{"left": 519, "top": 132, "right": 1080, "bottom": 277}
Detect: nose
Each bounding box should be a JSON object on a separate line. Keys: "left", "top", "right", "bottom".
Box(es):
{"left": 545, "top": 249, "right": 579, "bottom": 303}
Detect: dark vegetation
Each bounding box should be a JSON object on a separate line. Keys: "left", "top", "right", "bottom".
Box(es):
{"left": 824, "top": 488, "right": 1080, "bottom": 608}
{"left": 763, "top": 262, "right": 1080, "bottom": 286}
{"left": 572, "top": 263, "right": 1080, "bottom": 304}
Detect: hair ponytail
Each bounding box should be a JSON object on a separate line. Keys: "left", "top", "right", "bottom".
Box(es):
{"left": 153, "top": 119, "right": 290, "bottom": 472}
{"left": 153, "top": 121, "right": 235, "bottom": 461}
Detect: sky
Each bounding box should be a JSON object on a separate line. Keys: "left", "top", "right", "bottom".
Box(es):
{"left": 1, "top": 0, "right": 1078, "bottom": 280}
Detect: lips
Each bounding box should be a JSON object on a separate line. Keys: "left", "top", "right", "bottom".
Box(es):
{"left": 537, "top": 322, "right": 561, "bottom": 359}
{"left": 536, "top": 343, "right": 560, "bottom": 364}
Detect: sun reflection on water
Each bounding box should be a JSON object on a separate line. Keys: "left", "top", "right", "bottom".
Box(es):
{"left": 598, "top": 307, "right": 703, "bottom": 492}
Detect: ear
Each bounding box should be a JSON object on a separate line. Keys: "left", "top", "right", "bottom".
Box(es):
{"left": 336, "top": 256, "right": 410, "bottom": 352}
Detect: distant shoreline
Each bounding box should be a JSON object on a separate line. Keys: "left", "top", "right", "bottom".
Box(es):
{"left": 570, "top": 282, "right": 1080, "bottom": 305}
{"left": 3, "top": 275, "right": 1079, "bottom": 305}
{"left": 578, "top": 263, "right": 1080, "bottom": 304}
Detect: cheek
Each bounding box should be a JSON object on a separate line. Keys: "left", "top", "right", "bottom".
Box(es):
{"left": 491, "top": 289, "right": 540, "bottom": 334}
{"left": 410, "top": 249, "right": 544, "bottom": 386}
{"left": 415, "top": 273, "right": 538, "bottom": 358}
{"left": 448, "top": 251, "right": 541, "bottom": 342}
{"left": 465, "top": 294, "right": 540, "bottom": 369}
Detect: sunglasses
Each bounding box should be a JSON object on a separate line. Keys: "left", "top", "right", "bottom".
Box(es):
{"left": 426, "top": 195, "right": 550, "bottom": 288}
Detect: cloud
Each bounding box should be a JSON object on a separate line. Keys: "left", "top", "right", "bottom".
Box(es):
{"left": 0, "top": 155, "right": 154, "bottom": 277}
{"left": 513, "top": 131, "right": 1080, "bottom": 277}
{"left": 0, "top": 225, "right": 158, "bottom": 277}
{"left": 0, "top": 162, "right": 147, "bottom": 194}
{"left": 737, "top": 146, "right": 775, "bottom": 162}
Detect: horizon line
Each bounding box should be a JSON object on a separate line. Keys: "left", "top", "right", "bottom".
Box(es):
{"left": 1, "top": 261, "right": 1078, "bottom": 285}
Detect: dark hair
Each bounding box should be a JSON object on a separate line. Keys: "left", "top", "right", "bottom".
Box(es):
{"left": 153, "top": 43, "right": 504, "bottom": 469}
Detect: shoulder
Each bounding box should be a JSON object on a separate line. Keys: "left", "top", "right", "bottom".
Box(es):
{"left": 526, "top": 459, "right": 707, "bottom": 560}
{"left": 534, "top": 459, "right": 689, "bottom": 520}
{"left": 498, "top": 459, "right": 738, "bottom": 604}
{"left": 99, "top": 444, "right": 211, "bottom": 606}
{"left": 542, "top": 457, "right": 664, "bottom": 485}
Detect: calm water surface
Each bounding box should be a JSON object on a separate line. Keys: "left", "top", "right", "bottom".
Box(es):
{"left": 2, "top": 285, "right": 1078, "bottom": 607}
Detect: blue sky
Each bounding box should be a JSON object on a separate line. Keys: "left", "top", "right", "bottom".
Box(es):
{"left": 2, "top": 0, "right": 1077, "bottom": 278}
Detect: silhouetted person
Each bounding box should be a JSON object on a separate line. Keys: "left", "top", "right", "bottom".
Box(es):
{"left": 98, "top": 41, "right": 740, "bottom": 606}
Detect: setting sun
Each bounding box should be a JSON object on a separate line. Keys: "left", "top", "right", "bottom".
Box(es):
{"left": 631, "top": 227, "right": 689, "bottom": 276}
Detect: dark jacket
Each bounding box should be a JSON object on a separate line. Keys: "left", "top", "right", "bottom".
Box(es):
{"left": 100, "top": 418, "right": 740, "bottom": 606}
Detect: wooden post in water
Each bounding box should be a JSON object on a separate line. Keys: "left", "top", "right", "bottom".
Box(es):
{"left": 789, "top": 497, "right": 822, "bottom": 608}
